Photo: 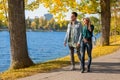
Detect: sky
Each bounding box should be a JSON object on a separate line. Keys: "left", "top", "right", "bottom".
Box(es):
{"left": 25, "top": 3, "right": 99, "bottom": 20}
{"left": 25, "top": 5, "right": 72, "bottom": 20}
{"left": 25, "top": 0, "right": 73, "bottom": 20}
{"left": 25, "top": 5, "right": 48, "bottom": 19}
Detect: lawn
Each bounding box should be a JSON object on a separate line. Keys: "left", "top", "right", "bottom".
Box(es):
{"left": 0, "top": 35, "right": 120, "bottom": 80}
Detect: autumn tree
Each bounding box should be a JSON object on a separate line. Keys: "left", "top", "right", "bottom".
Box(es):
{"left": 111, "top": 0, "right": 120, "bottom": 35}
{"left": 39, "top": 16, "right": 44, "bottom": 28}
{"left": 100, "top": 0, "right": 111, "bottom": 45}
{"left": 0, "top": 0, "right": 8, "bottom": 27}
{"left": 0, "top": 0, "right": 28, "bottom": 27}
{"left": 31, "top": 21, "right": 37, "bottom": 30}
{"left": 34, "top": 17, "right": 39, "bottom": 29}
{"left": 8, "top": 0, "right": 33, "bottom": 69}
{"left": 48, "top": 18, "right": 55, "bottom": 29}
{"left": 26, "top": 17, "right": 31, "bottom": 29}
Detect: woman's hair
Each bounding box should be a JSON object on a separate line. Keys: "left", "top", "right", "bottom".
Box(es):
{"left": 83, "top": 17, "right": 91, "bottom": 27}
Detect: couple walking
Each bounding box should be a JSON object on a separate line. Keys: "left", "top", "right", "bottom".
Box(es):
{"left": 64, "top": 12, "right": 94, "bottom": 73}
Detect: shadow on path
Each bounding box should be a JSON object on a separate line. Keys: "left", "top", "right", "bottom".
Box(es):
{"left": 45, "top": 61, "right": 120, "bottom": 74}
{"left": 91, "top": 62, "right": 120, "bottom": 74}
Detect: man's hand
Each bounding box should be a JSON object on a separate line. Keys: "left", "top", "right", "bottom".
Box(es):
{"left": 64, "top": 42, "right": 66, "bottom": 47}
{"left": 77, "top": 43, "right": 80, "bottom": 48}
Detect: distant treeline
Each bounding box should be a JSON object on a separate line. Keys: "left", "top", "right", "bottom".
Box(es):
{"left": 2, "top": 16, "right": 120, "bottom": 35}
{"left": 25, "top": 17, "right": 68, "bottom": 31}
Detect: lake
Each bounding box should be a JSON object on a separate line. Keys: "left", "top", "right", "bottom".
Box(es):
{"left": 0, "top": 31, "right": 69, "bottom": 72}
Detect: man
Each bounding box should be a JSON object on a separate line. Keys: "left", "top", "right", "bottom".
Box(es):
{"left": 64, "top": 12, "right": 82, "bottom": 70}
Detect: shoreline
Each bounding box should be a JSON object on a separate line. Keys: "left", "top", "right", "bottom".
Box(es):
{"left": 0, "top": 29, "right": 66, "bottom": 32}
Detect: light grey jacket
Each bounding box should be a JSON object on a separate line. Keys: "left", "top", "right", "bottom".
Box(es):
{"left": 64, "top": 21, "right": 83, "bottom": 44}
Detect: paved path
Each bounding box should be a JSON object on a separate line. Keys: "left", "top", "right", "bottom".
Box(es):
{"left": 18, "top": 49, "right": 120, "bottom": 80}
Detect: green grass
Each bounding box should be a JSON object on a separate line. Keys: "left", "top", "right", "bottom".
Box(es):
{"left": 0, "top": 35, "right": 120, "bottom": 80}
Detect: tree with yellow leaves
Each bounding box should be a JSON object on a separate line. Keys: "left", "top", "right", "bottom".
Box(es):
{"left": 31, "top": 21, "right": 37, "bottom": 30}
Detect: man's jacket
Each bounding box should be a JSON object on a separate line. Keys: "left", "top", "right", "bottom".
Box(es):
{"left": 64, "top": 21, "right": 83, "bottom": 45}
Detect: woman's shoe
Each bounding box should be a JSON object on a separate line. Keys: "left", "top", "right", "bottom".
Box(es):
{"left": 70, "top": 65, "right": 75, "bottom": 71}
{"left": 87, "top": 69, "right": 91, "bottom": 72}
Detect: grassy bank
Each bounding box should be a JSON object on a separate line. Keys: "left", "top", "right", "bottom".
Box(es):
{"left": 0, "top": 35, "right": 120, "bottom": 80}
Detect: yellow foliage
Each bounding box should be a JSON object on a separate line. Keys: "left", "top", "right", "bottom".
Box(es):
{"left": 31, "top": 21, "right": 36, "bottom": 29}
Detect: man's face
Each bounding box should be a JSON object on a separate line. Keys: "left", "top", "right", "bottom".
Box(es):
{"left": 71, "top": 14, "right": 77, "bottom": 21}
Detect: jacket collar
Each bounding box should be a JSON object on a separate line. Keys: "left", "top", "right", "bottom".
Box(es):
{"left": 70, "top": 20, "right": 78, "bottom": 25}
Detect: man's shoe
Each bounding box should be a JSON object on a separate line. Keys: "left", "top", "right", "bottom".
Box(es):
{"left": 80, "top": 66, "right": 82, "bottom": 70}
{"left": 81, "top": 69, "right": 85, "bottom": 73}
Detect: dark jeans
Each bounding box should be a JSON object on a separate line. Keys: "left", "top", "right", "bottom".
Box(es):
{"left": 69, "top": 46, "right": 81, "bottom": 66}
{"left": 81, "top": 41, "right": 92, "bottom": 70}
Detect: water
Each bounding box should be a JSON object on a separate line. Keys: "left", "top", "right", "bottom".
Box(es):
{"left": 95, "top": 33, "right": 101, "bottom": 39}
{"left": 0, "top": 31, "right": 69, "bottom": 72}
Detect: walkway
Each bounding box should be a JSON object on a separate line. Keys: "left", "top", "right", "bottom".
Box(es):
{"left": 18, "top": 49, "right": 120, "bottom": 80}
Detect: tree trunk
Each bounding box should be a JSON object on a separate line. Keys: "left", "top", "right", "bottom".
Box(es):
{"left": 100, "top": 0, "right": 111, "bottom": 46}
{"left": 8, "top": 0, "right": 33, "bottom": 69}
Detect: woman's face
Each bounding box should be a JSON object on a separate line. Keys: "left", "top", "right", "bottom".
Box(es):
{"left": 83, "top": 19, "right": 89, "bottom": 25}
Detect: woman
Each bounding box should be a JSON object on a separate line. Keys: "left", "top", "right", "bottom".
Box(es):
{"left": 81, "top": 18, "right": 94, "bottom": 73}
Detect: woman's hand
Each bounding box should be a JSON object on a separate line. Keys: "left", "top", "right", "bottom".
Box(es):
{"left": 88, "top": 26, "right": 92, "bottom": 32}
{"left": 83, "top": 39, "right": 88, "bottom": 43}
{"left": 64, "top": 42, "right": 66, "bottom": 47}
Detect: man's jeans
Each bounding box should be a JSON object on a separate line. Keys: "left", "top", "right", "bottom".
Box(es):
{"left": 81, "top": 41, "right": 92, "bottom": 70}
{"left": 69, "top": 46, "right": 81, "bottom": 66}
